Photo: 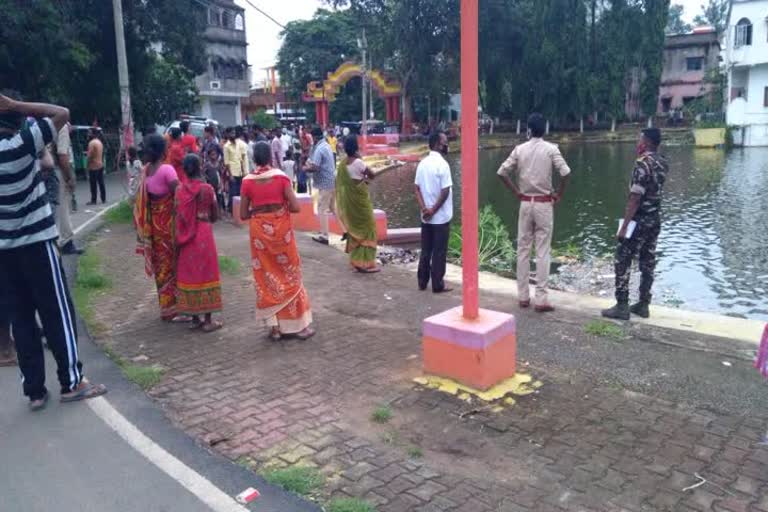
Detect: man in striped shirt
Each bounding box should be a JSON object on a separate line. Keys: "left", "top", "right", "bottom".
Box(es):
{"left": 0, "top": 92, "right": 106, "bottom": 410}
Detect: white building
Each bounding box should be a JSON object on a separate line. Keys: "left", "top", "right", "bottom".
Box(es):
{"left": 724, "top": 0, "right": 768, "bottom": 146}
{"left": 195, "top": 0, "right": 250, "bottom": 127}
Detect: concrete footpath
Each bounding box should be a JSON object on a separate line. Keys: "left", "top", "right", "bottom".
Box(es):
{"left": 0, "top": 179, "right": 316, "bottom": 512}
{"left": 88, "top": 221, "right": 768, "bottom": 512}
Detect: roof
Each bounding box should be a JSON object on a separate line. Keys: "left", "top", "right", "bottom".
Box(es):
{"left": 665, "top": 30, "right": 720, "bottom": 50}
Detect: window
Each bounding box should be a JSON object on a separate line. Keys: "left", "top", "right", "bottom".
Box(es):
{"left": 235, "top": 13, "right": 244, "bottom": 31}
{"left": 208, "top": 7, "right": 221, "bottom": 26}
{"left": 735, "top": 18, "right": 753, "bottom": 47}
{"left": 222, "top": 10, "right": 233, "bottom": 29}
{"left": 686, "top": 57, "right": 704, "bottom": 71}
{"left": 764, "top": 87, "right": 768, "bottom": 107}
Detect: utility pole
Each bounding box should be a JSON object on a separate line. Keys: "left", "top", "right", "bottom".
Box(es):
{"left": 112, "top": 0, "right": 134, "bottom": 164}
{"left": 358, "top": 29, "right": 368, "bottom": 142}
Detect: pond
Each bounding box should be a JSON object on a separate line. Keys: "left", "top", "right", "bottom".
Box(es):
{"left": 369, "top": 143, "right": 768, "bottom": 321}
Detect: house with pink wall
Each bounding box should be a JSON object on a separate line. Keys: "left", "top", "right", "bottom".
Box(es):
{"left": 657, "top": 28, "right": 721, "bottom": 114}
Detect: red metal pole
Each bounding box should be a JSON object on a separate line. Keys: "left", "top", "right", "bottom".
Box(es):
{"left": 460, "top": 0, "right": 479, "bottom": 320}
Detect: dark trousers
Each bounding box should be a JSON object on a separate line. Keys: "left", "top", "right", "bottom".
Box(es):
{"left": 614, "top": 223, "right": 661, "bottom": 304}
{"left": 228, "top": 176, "right": 242, "bottom": 214}
{"left": 418, "top": 222, "right": 450, "bottom": 292}
{"left": 89, "top": 168, "right": 106, "bottom": 203}
{"left": 0, "top": 240, "right": 83, "bottom": 399}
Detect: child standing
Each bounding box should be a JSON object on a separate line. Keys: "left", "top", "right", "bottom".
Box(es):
{"left": 127, "top": 146, "right": 142, "bottom": 202}
{"left": 203, "top": 147, "right": 225, "bottom": 212}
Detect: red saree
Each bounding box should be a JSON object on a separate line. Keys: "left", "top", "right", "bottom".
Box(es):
{"left": 175, "top": 180, "right": 222, "bottom": 315}
{"left": 243, "top": 170, "right": 312, "bottom": 334}
{"left": 134, "top": 166, "right": 178, "bottom": 320}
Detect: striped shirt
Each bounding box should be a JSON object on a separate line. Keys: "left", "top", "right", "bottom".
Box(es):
{"left": 0, "top": 117, "right": 58, "bottom": 249}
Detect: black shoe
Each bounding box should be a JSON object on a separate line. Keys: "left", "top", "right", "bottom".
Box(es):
{"left": 86, "top": 201, "right": 97, "bottom": 206}
{"left": 630, "top": 301, "right": 650, "bottom": 318}
{"left": 61, "top": 241, "right": 84, "bottom": 255}
{"left": 601, "top": 303, "right": 630, "bottom": 321}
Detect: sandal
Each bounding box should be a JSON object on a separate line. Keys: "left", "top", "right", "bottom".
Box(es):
{"left": 295, "top": 328, "right": 315, "bottom": 341}
{"left": 356, "top": 267, "right": 381, "bottom": 274}
{"left": 164, "top": 315, "right": 193, "bottom": 324}
{"left": 201, "top": 321, "right": 223, "bottom": 333}
{"left": 29, "top": 391, "right": 49, "bottom": 412}
{"left": 268, "top": 329, "right": 282, "bottom": 342}
{"left": 189, "top": 319, "right": 204, "bottom": 330}
{"left": 60, "top": 381, "right": 108, "bottom": 403}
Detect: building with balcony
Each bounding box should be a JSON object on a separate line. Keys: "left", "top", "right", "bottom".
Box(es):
{"left": 657, "top": 28, "right": 721, "bottom": 114}
{"left": 724, "top": 0, "right": 768, "bottom": 146}
{"left": 194, "top": 0, "right": 250, "bottom": 127}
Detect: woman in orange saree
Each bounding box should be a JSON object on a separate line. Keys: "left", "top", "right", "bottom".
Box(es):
{"left": 240, "top": 141, "right": 315, "bottom": 341}
{"left": 134, "top": 134, "right": 181, "bottom": 321}
{"left": 176, "top": 154, "right": 223, "bottom": 332}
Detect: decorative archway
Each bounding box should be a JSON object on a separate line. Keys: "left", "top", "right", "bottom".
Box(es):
{"left": 302, "top": 61, "right": 402, "bottom": 127}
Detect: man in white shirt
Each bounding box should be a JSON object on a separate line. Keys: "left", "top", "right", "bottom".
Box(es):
{"left": 54, "top": 123, "right": 81, "bottom": 254}
{"left": 414, "top": 131, "right": 453, "bottom": 293}
{"left": 280, "top": 128, "right": 292, "bottom": 157}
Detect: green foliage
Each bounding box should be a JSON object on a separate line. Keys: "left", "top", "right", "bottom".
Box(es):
{"left": 407, "top": 446, "right": 424, "bottom": 459}
{"left": 666, "top": 4, "right": 692, "bottom": 34}
{"left": 584, "top": 320, "right": 624, "bottom": 340}
{"left": 370, "top": 405, "right": 392, "bottom": 424}
{"left": 218, "top": 255, "right": 241, "bottom": 276}
{"left": 250, "top": 109, "right": 279, "bottom": 130}
{"left": 122, "top": 365, "right": 166, "bottom": 390}
{"left": 105, "top": 201, "right": 134, "bottom": 225}
{"left": 327, "top": 498, "right": 375, "bottom": 512}
{"left": 448, "top": 206, "right": 516, "bottom": 274}
{"left": 132, "top": 56, "right": 199, "bottom": 129}
{"left": 692, "top": 0, "right": 728, "bottom": 35}
{"left": 263, "top": 467, "right": 324, "bottom": 496}
{"left": 0, "top": 0, "right": 206, "bottom": 127}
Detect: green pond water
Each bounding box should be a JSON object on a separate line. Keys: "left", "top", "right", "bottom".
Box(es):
{"left": 369, "top": 144, "right": 768, "bottom": 321}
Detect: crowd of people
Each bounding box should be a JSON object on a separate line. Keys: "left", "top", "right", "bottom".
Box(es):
{"left": 130, "top": 119, "right": 378, "bottom": 343}
{"left": 0, "top": 84, "right": 679, "bottom": 411}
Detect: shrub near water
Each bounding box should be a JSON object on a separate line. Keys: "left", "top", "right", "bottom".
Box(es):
{"left": 448, "top": 205, "right": 516, "bottom": 275}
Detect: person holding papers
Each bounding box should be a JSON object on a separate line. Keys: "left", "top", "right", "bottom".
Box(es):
{"left": 602, "top": 128, "right": 668, "bottom": 321}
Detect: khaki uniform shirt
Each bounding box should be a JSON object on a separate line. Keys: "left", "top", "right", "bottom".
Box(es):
{"left": 496, "top": 138, "right": 571, "bottom": 196}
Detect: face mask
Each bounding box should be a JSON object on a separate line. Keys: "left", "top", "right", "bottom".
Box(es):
{"left": 440, "top": 144, "right": 449, "bottom": 156}
{"left": 636, "top": 142, "right": 647, "bottom": 156}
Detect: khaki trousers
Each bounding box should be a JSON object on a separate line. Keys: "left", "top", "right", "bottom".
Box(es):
{"left": 317, "top": 188, "right": 336, "bottom": 237}
{"left": 55, "top": 168, "right": 74, "bottom": 245}
{"left": 517, "top": 201, "right": 553, "bottom": 305}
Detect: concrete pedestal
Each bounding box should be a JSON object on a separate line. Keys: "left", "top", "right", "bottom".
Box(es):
{"left": 232, "top": 196, "right": 244, "bottom": 226}
{"left": 422, "top": 306, "right": 516, "bottom": 391}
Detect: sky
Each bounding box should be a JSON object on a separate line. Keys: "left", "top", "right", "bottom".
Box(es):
{"left": 235, "top": 0, "right": 325, "bottom": 87}
{"left": 235, "top": 0, "right": 708, "bottom": 87}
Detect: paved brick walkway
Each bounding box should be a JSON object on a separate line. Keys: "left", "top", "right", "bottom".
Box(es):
{"left": 90, "top": 223, "right": 768, "bottom": 512}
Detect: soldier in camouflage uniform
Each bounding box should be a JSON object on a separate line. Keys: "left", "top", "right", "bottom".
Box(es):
{"left": 602, "top": 128, "right": 668, "bottom": 321}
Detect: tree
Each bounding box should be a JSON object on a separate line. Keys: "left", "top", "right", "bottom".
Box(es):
{"left": 0, "top": 0, "right": 207, "bottom": 127}
{"left": 276, "top": 9, "right": 359, "bottom": 102}
{"left": 131, "top": 56, "right": 199, "bottom": 129}
{"left": 639, "top": 0, "right": 672, "bottom": 121}
{"left": 666, "top": 4, "right": 692, "bottom": 34}
{"left": 692, "top": 0, "right": 728, "bottom": 35}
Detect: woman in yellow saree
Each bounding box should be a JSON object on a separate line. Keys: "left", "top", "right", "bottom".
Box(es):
{"left": 335, "top": 136, "right": 380, "bottom": 273}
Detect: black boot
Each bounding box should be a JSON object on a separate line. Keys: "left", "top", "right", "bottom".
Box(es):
{"left": 630, "top": 301, "right": 650, "bottom": 318}
{"left": 601, "top": 302, "right": 630, "bottom": 320}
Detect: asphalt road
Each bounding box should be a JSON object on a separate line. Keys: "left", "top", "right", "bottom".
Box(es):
{"left": 0, "top": 176, "right": 317, "bottom": 512}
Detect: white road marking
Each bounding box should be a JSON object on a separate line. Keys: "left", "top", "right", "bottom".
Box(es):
{"left": 88, "top": 397, "right": 248, "bottom": 512}
{"left": 72, "top": 201, "right": 122, "bottom": 236}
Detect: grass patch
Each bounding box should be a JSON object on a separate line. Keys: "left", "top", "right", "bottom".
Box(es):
{"left": 448, "top": 206, "right": 516, "bottom": 275}
{"left": 370, "top": 405, "right": 393, "bottom": 424}
{"left": 104, "top": 200, "right": 134, "bottom": 224}
{"left": 407, "top": 446, "right": 423, "bottom": 458}
{"left": 584, "top": 320, "right": 624, "bottom": 340}
{"left": 263, "top": 466, "right": 324, "bottom": 497}
{"left": 218, "top": 255, "right": 241, "bottom": 276}
{"left": 327, "top": 498, "right": 375, "bottom": 512}
{"left": 121, "top": 364, "right": 165, "bottom": 390}
{"left": 72, "top": 248, "right": 111, "bottom": 333}
{"left": 380, "top": 430, "right": 400, "bottom": 445}
{"left": 103, "top": 345, "right": 165, "bottom": 390}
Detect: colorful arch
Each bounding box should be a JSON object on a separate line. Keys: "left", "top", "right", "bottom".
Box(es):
{"left": 302, "top": 61, "right": 402, "bottom": 127}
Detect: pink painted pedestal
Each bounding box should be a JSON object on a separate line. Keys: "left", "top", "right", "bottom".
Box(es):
{"left": 422, "top": 306, "right": 516, "bottom": 391}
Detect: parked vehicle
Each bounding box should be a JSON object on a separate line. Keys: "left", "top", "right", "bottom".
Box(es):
{"left": 165, "top": 115, "right": 220, "bottom": 140}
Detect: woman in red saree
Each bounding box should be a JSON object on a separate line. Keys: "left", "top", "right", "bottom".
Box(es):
{"left": 175, "top": 154, "right": 223, "bottom": 332}
{"left": 166, "top": 127, "right": 188, "bottom": 183}
{"left": 240, "top": 141, "right": 315, "bottom": 341}
{"left": 134, "top": 134, "right": 182, "bottom": 321}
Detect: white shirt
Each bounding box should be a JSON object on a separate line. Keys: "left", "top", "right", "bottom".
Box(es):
{"left": 414, "top": 151, "right": 453, "bottom": 225}
{"left": 280, "top": 133, "right": 291, "bottom": 153}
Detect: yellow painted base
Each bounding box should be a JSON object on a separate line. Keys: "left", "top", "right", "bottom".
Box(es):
{"left": 413, "top": 373, "right": 543, "bottom": 403}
